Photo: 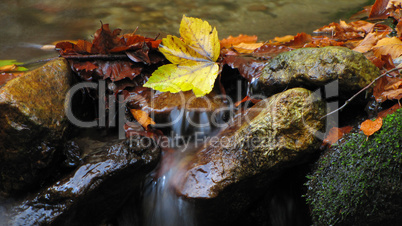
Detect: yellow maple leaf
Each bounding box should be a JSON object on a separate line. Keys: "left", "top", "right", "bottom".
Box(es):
{"left": 144, "top": 15, "right": 220, "bottom": 97}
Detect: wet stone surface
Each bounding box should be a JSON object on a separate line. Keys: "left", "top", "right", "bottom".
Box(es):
{"left": 0, "top": 58, "right": 72, "bottom": 195}
{"left": 175, "top": 87, "right": 326, "bottom": 199}
{"left": 8, "top": 136, "right": 160, "bottom": 226}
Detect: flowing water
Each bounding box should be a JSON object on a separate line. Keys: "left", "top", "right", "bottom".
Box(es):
{"left": 0, "top": 0, "right": 371, "bottom": 225}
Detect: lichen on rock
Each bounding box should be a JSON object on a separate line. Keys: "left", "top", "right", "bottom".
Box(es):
{"left": 305, "top": 109, "right": 402, "bottom": 225}
{"left": 252, "top": 46, "right": 380, "bottom": 98}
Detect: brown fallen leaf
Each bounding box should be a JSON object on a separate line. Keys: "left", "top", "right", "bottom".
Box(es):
{"left": 282, "top": 32, "right": 312, "bottom": 47}
{"left": 373, "top": 73, "right": 402, "bottom": 102}
{"left": 369, "top": 0, "right": 391, "bottom": 19}
{"left": 372, "top": 37, "right": 402, "bottom": 59}
{"left": 130, "top": 109, "right": 155, "bottom": 129}
{"left": 322, "top": 126, "right": 353, "bottom": 147}
{"left": 360, "top": 117, "right": 383, "bottom": 136}
{"left": 313, "top": 20, "right": 370, "bottom": 41}
{"left": 306, "top": 36, "right": 345, "bottom": 47}
{"left": 353, "top": 32, "right": 386, "bottom": 53}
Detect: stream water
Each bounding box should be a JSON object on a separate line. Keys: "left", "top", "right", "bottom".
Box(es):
{"left": 0, "top": 0, "right": 369, "bottom": 61}
{"left": 0, "top": 0, "right": 371, "bottom": 225}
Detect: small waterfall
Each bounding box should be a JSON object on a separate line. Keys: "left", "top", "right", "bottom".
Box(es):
{"left": 117, "top": 108, "right": 224, "bottom": 226}
{"left": 142, "top": 161, "right": 195, "bottom": 226}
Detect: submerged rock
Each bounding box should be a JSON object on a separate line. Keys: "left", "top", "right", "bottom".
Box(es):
{"left": 9, "top": 136, "right": 160, "bottom": 226}
{"left": 175, "top": 87, "right": 326, "bottom": 199}
{"left": 251, "top": 46, "right": 380, "bottom": 98}
{"left": 0, "top": 58, "right": 72, "bottom": 195}
{"left": 305, "top": 109, "right": 402, "bottom": 225}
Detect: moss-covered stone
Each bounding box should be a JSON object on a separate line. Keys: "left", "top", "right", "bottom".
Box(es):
{"left": 252, "top": 46, "right": 380, "bottom": 98}
{"left": 305, "top": 108, "right": 402, "bottom": 225}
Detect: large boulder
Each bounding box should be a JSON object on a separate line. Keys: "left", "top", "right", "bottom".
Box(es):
{"left": 0, "top": 58, "right": 72, "bottom": 195}
{"left": 305, "top": 109, "right": 402, "bottom": 225}
{"left": 251, "top": 46, "right": 380, "bottom": 98}
{"left": 8, "top": 136, "right": 160, "bottom": 226}
{"left": 175, "top": 87, "right": 326, "bottom": 199}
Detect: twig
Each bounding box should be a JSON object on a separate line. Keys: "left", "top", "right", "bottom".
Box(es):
{"left": 61, "top": 54, "right": 129, "bottom": 60}
{"left": 321, "top": 67, "right": 402, "bottom": 119}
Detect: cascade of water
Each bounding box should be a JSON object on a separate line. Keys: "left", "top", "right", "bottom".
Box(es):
{"left": 117, "top": 108, "right": 223, "bottom": 226}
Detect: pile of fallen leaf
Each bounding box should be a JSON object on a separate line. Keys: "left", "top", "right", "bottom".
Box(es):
{"left": 1, "top": 0, "right": 401, "bottom": 145}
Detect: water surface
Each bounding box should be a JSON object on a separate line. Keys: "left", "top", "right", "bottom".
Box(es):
{"left": 0, "top": 0, "right": 369, "bottom": 61}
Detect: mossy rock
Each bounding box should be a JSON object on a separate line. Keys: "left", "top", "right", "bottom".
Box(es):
{"left": 305, "top": 108, "right": 402, "bottom": 225}
{"left": 252, "top": 46, "right": 380, "bottom": 99}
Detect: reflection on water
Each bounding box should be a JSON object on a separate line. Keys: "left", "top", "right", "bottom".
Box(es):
{"left": 0, "top": 0, "right": 368, "bottom": 61}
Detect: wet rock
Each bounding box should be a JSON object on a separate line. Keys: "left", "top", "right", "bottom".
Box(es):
{"left": 175, "top": 87, "right": 326, "bottom": 199}
{"left": 251, "top": 46, "right": 380, "bottom": 98}
{"left": 8, "top": 136, "right": 160, "bottom": 226}
{"left": 305, "top": 108, "right": 402, "bottom": 225}
{"left": 0, "top": 58, "right": 72, "bottom": 195}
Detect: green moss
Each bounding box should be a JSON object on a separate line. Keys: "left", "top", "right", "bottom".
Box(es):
{"left": 305, "top": 108, "right": 402, "bottom": 225}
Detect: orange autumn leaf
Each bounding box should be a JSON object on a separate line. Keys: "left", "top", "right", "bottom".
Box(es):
{"left": 232, "top": 42, "right": 264, "bottom": 54}
{"left": 130, "top": 109, "right": 155, "bottom": 129}
{"left": 372, "top": 37, "right": 402, "bottom": 59}
{"left": 220, "top": 34, "right": 258, "bottom": 48}
{"left": 323, "top": 126, "right": 353, "bottom": 146}
{"left": 273, "top": 35, "right": 295, "bottom": 43}
{"left": 360, "top": 117, "right": 383, "bottom": 136}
